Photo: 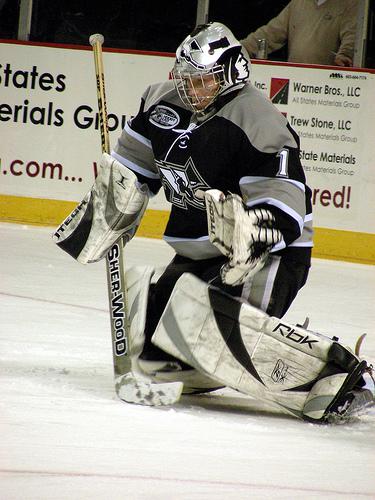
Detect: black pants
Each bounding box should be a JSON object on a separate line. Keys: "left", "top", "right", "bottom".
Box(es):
{"left": 143, "top": 253, "right": 310, "bottom": 346}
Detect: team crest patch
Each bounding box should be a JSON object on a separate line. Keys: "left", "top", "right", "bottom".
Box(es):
{"left": 149, "top": 105, "right": 180, "bottom": 129}
{"left": 156, "top": 157, "right": 209, "bottom": 210}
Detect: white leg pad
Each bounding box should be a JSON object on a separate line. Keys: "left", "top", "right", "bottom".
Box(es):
{"left": 126, "top": 265, "right": 155, "bottom": 360}
{"left": 113, "top": 265, "right": 184, "bottom": 407}
{"left": 153, "top": 273, "right": 362, "bottom": 419}
{"left": 127, "top": 266, "right": 222, "bottom": 393}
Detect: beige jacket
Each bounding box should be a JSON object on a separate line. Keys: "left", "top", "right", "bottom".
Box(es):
{"left": 240, "top": 0, "right": 359, "bottom": 65}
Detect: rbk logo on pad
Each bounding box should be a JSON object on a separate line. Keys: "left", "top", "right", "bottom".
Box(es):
{"left": 273, "top": 322, "right": 318, "bottom": 349}
{"left": 270, "top": 78, "right": 289, "bottom": 104}
{"left": 156, "top": 157, "right": 209, "bottom": 210}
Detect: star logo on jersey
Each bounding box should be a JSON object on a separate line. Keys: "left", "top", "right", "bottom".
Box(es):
{"left": 156, "top": 157, "right": 209, "bottom": 210}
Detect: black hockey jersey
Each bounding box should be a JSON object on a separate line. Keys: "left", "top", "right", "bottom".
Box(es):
{"left": 112, "top": 80, "right": 312, "bottom": 263}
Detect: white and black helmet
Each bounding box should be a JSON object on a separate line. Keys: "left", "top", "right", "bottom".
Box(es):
{"left": 172, "top": 22, "right": 251, "bottom": 113}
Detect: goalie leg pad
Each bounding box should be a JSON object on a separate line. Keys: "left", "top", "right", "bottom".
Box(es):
{"left": 125, "top": 265, "right": 155, "bottom": 360}
{"left": 153, "top": 273, "right": 368, "bottom": 421}
{"left": 303, "top": 360, "right": 372, "bottom": 421}
{"left": 127, "top": 266, "right": 222, "bottom": 394}
{"left": 113, "top": 265, "right": 185, "bottom": 407}
{"left": 53, "top": 153, "right": 149, "bottom": 263}
{"left": 137, "top": 363, "right": 225, "bottom": 395}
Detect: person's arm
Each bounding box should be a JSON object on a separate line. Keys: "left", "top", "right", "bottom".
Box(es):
{"left": 335, "top": 0, "right": 359, "bottom": 66}
{"left": 240, "top": 3, "right": 291, "bottom": 57}
{"left": 112, "top": 86, "right": 162, "bottom": 195}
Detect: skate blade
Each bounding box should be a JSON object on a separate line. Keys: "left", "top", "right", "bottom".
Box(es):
{"left": 115, "top": 373, "right": 183, "bottom": 406}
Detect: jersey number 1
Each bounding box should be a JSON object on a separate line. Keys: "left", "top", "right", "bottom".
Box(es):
{"left": 277, "top": 148, "right": 289, "bottom": 178}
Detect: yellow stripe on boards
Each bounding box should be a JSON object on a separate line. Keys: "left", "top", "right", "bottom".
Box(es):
{"left": 312, "top": 227, "right": 375, "bottom": 265}
{"left": 0, "top": 194, "right": 76, "bottom": 227}
{"left": 0, "top": 194, "right": 374, "bottom": 265}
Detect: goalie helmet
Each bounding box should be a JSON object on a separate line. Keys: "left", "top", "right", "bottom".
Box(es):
{"left": 172, "top": 22, "right": 251, "bottom": 113}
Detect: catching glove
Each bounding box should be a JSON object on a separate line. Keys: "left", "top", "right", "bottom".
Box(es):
{"left": 204, "top": 190, "right": 282, "bottom": 285}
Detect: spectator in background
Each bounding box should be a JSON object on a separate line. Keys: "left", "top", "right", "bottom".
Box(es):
{"left": 240, "top": 0, "right": 359, "bottom": 66}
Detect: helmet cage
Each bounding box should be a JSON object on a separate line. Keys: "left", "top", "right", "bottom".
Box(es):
{"left": 171, "top": 64, "right": 224, "bottom": 113}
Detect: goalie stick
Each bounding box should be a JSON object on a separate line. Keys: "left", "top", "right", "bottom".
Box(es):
{"left": 89, "top": 34, "right": 182, "bottom": 405}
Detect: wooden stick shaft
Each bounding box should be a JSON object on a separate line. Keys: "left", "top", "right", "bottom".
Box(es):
{"left": 89, "top": 34, "right": 131, "bottom": 379}
{"left": 91, "top": 38, "right": 110, "bottom": 154}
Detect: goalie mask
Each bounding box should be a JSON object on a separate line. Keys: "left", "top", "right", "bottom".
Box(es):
{"left": 172, "top": 22, "right": 251, "bottom": 113}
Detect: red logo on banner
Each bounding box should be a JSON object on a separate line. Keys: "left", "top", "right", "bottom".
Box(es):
{"left": 270, "top": 78, "right": 290, "bottom": 104}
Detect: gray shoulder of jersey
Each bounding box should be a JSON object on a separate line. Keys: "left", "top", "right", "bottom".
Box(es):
{"left": 217, "top": 84, "right": 298, "bottom": 153}
{"left": 142, "top": 80, "right": 184, "bottom": 112}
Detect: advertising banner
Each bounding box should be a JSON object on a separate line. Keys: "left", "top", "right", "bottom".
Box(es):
{"left": 250, "top": 63, "right": 375, "bottom": 234}
{"left": 0, "top": 42, "right": 174, "bottom": 202}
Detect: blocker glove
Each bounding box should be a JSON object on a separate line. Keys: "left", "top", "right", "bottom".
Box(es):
{"left": 203, "top": 189, "right": 282, "bottom": 285}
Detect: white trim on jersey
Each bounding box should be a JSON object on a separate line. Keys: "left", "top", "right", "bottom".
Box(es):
{"left": 241, "top": 255, "right": 281, "bottom": 312}
{"left": 270, "top": 238, "right": 287, "bottom": 252}
{"left": 125, "top": 122, "right": 152, "bottom": 149}
{"left": 289, "top": 241, "right": 314, "bottom": 247}
{"left": 163, "top": 235, "right": 210, "bottom": 242}
{"left": 239, "top": 175, "right": 306, "bottom": 193}
{"left": 289, "top": 213, "right": 314, "bottom": 248}
{"left": 111, "top": 151, "right": 160, "bottom": 180}
{"left": 260, "top": 255, "right": 281, "bottom": 311}
{"left": 163, "top": 235, "right": 222, "bottom": 260}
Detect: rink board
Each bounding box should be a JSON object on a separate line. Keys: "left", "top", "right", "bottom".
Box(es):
{"left": 1, "top": 194, "right": 374, "bottom": 265}
{"left": 0, "top": 40, "right": 375, "bottom": 264}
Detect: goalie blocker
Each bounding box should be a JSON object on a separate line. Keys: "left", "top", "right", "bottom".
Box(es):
{"left": 53, "top": 153, "right": 149, "bottom": 263}
{"left": 150, "top": 272, "right": 373, "bottom": 422}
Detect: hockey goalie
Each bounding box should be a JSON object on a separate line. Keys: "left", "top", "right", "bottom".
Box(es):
{"left": 53, "top": 22, "right": 374, "bottom": 422}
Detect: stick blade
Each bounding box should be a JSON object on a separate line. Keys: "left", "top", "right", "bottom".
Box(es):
{"left": 116, "top": 373, "right": 183, "bottom": 406}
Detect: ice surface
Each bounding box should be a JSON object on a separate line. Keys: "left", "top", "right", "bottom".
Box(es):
{"left": 1, "top": 223, "right": 374, "bottom": 500}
